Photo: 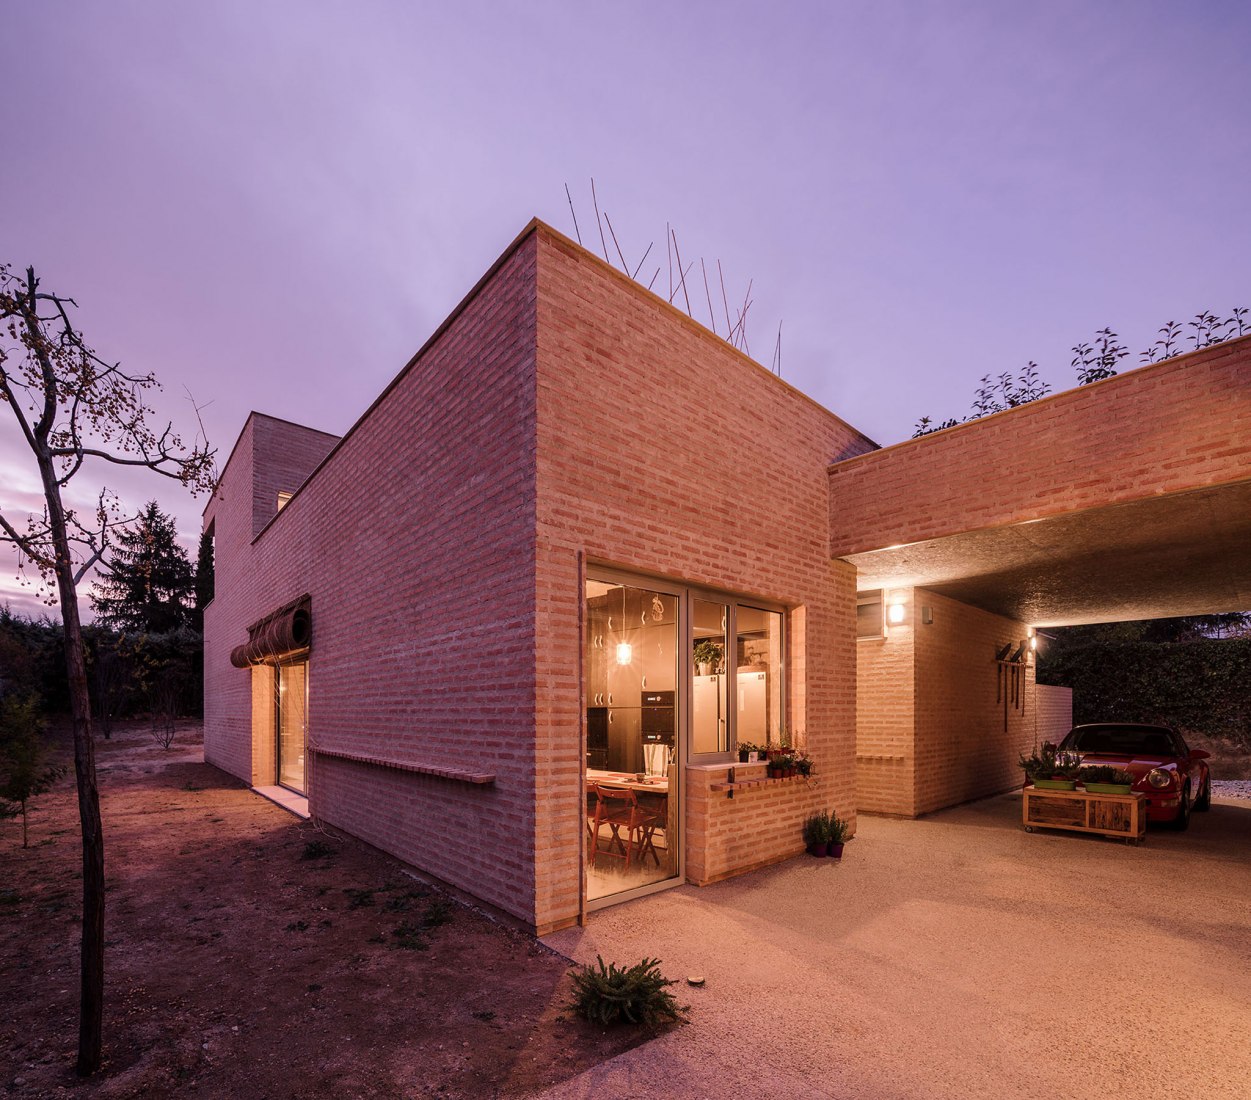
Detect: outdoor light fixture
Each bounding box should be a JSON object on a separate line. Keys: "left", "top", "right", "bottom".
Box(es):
{"left": 888, "top": 600, "right": 906, "bottom": 625}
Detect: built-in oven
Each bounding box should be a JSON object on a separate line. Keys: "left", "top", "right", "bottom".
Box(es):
{"left": 641, "top": 690, "right": 675, "bottom": 745}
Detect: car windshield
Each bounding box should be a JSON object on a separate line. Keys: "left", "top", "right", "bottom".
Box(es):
{"left": 1065, "top": 726, "right": 1178, "bottom": 757}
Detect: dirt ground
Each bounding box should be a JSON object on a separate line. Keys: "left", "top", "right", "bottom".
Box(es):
{"left": 0, "top": 722, "right": 651, "bottom": 1098}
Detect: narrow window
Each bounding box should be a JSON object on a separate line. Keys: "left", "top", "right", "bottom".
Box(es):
{"left": 857, "top": 590, "right": 884, "bottom": 640}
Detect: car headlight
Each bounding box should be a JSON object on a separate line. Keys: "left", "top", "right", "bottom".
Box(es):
{"left": 1147, "top": 768, "right": 1174, "bottom": 789}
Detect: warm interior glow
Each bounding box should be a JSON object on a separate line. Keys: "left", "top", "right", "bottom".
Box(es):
{"left": 615, "top": 641, "right": 633, "bottom": 665}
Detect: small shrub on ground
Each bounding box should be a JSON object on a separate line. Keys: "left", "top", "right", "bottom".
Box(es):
{"left": 421, "top": 898, "right": 453, "bottom": 928}
{"left": 299, "top": 839, "right": 335, "bottom": 861}
{"left": 343, "top": 887, "right": 375, "bottom": 909}
{"left": 390, "top": 920, "right": 430, "bottom": 950}
{"left": 567, "top": 956, "right": 689, "bottom": 1028}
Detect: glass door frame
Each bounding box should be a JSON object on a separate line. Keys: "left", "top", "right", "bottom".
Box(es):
{"left": 584, "top": 565, "right": 687, "bottom": 913}
{"left": 274, "top": 654, "right": 309, "bottom": 795}
{"left": 687, "top": 585, "right": 788, "bottom": 765}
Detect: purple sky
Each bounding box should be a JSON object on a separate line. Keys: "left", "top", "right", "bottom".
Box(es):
{"left": 2, "top": 1, "right": 1248, "bottom": 619}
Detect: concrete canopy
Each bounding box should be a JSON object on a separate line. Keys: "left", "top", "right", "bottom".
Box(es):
{"left": 830, "top": 336, "right": 1251, "bottom": 628}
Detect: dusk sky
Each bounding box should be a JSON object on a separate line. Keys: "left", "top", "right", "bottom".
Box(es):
{"left": 2, "top": 1, "right": 1248, "bottom": 618}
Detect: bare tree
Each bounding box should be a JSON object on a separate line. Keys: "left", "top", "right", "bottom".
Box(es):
{"left": 0, "top": 263, "right": 214, "bottom": 1075}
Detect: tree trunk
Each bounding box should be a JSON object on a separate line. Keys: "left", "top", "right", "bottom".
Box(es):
{"left": 42, "top": 466, "right": 105, "bottom": 1077}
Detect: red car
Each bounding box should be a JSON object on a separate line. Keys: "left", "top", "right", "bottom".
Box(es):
{"left": 1058, "top": 723, "right": 1212, "bottom": 829}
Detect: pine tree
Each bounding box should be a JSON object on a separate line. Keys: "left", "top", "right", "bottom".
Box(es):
{"left": 90, "top": 502, "right": 194, "bottom": 633}
{"left": 191, "top": 529, "right": 214, "bottom": 631}
{"left": 0, "top": 694, "right": 65, "bottom": 847}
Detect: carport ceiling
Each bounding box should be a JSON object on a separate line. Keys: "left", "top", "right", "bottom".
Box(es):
{"left": 846, "top": 479, "right": 1251, "bottom": 627}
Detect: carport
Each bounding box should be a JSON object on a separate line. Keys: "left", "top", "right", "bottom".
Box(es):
{"left": 833, "top": 335, "right": 1251, "bottom": 817}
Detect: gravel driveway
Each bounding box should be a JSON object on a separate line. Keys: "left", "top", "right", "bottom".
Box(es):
{"left": 543, "top": 791, "right": 1251, "bottom": 1099}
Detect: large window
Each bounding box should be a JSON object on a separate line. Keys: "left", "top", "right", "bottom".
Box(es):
{"left": 857, "top": 590, "right": 884, "bottom": 640}
{"left": 691, "top": 597, "right": 785, "bottom": 759}
{"left": 582, "top": 569, "right": 789, "bottom": 907}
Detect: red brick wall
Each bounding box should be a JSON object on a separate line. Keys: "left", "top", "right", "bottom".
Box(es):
{"left": 685, "top": 764, "right": 835, "bottom": 884}
{"left": 855, "top": 609, "right": 916, "bottom": 815}
{"left": 912, "top": 590, "right": 1036, "bottom": 815}
{"left": 205, "top": 221, "right": 880, "bottom": 934}
{"left": 204, "top": 237, "right": 541, "bottom": 924}
{"left": 204, "top": 413, "right": 339, "bottom": 785}
{"left": 203, "top": 418, "right": 256, "bottom": 783}
{"left": 250, "top": 416, "right": 339, "bottom": 538}
{"left": 533, "top": 227, "right": 875, "bottom": 929}
{"left": 854, "top": 588, "right": 1044, "bottom": 816}
{"left": 829, "top": 335, "right": 1251, "bottom": 557}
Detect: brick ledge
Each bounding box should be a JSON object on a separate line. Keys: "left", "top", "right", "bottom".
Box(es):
{"left": 709, "top": 776, "right": 820, "bottom": 793}
{"left": 311, "top": 746, "right": 495, "bottom": 785}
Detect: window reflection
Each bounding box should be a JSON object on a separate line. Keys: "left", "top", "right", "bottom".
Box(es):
{"left": 585, "top": 579, "right": 679, "bottom": 901}
{"left": 736, "top": 606, "right": 783, "bottom": 750}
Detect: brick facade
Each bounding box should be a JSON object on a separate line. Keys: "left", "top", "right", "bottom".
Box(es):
{"left": 532, "top": 230, "right": 875, "bottom": 924}
{"left": 829, "top": 334, "right": 1251, "bottom": 558}
{"left": 204, "top": 222, "right": 878, "bottom": 934}
{"left": 856, "top": 587, "right": 1043, "bottom": 817}
{"left": 205, "top": 236, "right": 541, "bottom": 923}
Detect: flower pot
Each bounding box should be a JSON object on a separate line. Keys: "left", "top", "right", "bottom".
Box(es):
{"left": 828, "top": 842, "right": 845, "bottom": 858}
{"left": 807, "top": 842, "right": 827, "bottom": 857}
{"left": 1084, "top": 782, "right": 1133, "bottom": 795}
{"left": 1032, "top": 779, "right": 1077, "bottom": 790}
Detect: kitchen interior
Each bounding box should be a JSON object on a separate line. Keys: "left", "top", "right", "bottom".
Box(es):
{"left": 584, "top": 579, "right": 782, "bottom": 902}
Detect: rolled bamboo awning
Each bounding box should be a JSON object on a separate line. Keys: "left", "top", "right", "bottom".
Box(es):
{"left": 230, "top": 596, "right": 311, "bottom": 668}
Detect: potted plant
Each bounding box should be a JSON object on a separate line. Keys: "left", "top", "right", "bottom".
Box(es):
{"left": 1020, "top": 743, "right": 1082, "bottom": 790}
{"left": 768, "top": 748, "right": 797, "bottom": 778}
{"left": 693, "top": 640, "right": 721, "bottom": 676}
{"left": 795, "top": 754, "right": 813, "bottom": 778}
{"left": 737, "top": 741, "right": 759, "bottom": 764}
{"left": 803, "top": 810, "right": 830, "bottom": 856}
{"left": 1079, "top": 765, "right": 1134, "bottom": 795}
{"left": 827, "top": 814, "right": 850, "bottom": 858}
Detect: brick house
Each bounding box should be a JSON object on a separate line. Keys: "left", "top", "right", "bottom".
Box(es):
{"left": 204, "top": 218, "right": 1250, "bottom": 933}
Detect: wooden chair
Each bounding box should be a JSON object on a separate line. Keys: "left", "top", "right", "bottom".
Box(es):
{"left": 590, "top": 784, "right": 665, "bottom": 868}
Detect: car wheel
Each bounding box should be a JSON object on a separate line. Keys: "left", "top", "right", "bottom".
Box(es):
{"left": 1173, "top": 783, "right": 1192, "bottom": 831}
{"left": 1195, "top": 777, "right": 1211, "bottom": 812}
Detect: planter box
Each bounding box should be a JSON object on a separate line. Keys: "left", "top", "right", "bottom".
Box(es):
{"left": 1022, "top": 786, "right": 1147, "bottom": 843}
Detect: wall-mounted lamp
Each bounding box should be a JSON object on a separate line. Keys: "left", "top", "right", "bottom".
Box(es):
{"left": 921, "top": 606, "right": 933, "bottom": 625}
{"left": 887, "top": 600, "right": 906, "bottom": 625}
{"left": 615, "top": 642, "right": 633, "bottom": 665}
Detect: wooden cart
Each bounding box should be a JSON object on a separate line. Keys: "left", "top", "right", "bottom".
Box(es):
{"left": 1022, "top": 786, "right": 1147, "bottom": 843}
